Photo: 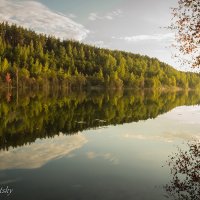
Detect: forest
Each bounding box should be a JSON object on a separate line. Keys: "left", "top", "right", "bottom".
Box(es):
{"left": 0, "top": 22, "right": 200, "bottom": 89}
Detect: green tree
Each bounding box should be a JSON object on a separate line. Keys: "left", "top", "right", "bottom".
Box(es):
{"left": 1, "top": 58, "right": 9, "bottom": 72}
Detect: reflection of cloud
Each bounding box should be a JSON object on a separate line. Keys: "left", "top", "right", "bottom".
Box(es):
{"left": 0, "top": 0, "right": 89, "bottom": 41}
{"left": 0, "top": 134, "right": 87, "bottom": 170}
{"left": 122, "top": 106, "right": 200, "bottom": 143}
{"left": 112, "top": 33, "right": 174, "bottom": 42}
{"left": 88, "top": 13, "right": 99, "bottom": 21}
{"left": 166, "top": 106, "right": 200, "bottom": 125}
{"left": 88, "top": 9, "right": 122, "bottom": 21}
{"left": 86, "top": 152, "right": 119, "bottom": 165}
{"left": 123, "top": 132, "right": 200, "bottom": 143}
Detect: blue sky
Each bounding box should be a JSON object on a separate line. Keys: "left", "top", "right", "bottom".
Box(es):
{"left": 0, "top": 0, "right": 196, "bottom": 71}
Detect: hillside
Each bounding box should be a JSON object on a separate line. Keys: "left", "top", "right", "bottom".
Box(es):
{"left": 0, "top": 22, "right": 200, "bottom": 89}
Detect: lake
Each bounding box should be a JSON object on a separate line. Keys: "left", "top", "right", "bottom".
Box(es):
{"left": 0, "top": 89, "right": 199, "bottom": 200}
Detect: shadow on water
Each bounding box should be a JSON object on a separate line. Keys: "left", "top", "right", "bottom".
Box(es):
{"left": 0, "top": 89, "right": 200, "bottom": 150}
{"left": 164, "top": 140, "right": 200, "bottom": 200}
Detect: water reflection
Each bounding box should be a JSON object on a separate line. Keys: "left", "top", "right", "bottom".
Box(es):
{"left": 164, "top": 140, "right": 200, "bottom": 200}
{"left": 0, "top": 91, "right": 199, "bottom": 200}
{"left": 123, "top": 132, "right": 199, "bottom": 143}
{"left": 86, "top": 152, "right": 119, "bottom": 165}
{"left": 0, "top": 133, "right": 87, "bottom": 170}
{"left": 1, "top": 89, "right": 200, "bottom": 150}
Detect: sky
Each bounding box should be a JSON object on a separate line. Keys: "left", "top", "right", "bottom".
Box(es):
{"left": 0, "top": 0, "right": 197, "bottom": 71}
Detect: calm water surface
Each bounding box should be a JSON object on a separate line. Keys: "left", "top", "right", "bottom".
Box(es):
{"left": 0, "top": 90, "right": 199, "bottom": 200}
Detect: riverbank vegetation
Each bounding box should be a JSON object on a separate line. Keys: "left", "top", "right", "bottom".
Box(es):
{"left": 0, "top": 22, "right": 200, "bottom": 90}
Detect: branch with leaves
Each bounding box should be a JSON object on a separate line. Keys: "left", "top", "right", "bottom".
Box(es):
{"left": 164, "top": 140, "right": 200, "bottom": 200}
{"left": 170, "top": 0, "right": 200, "bottom": 67}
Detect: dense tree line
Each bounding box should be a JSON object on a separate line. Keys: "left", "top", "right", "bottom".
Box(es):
{"left": 1, "top": 89, "right": 200, "bottom": 150}
{"left": 0, "top": 22, "right": 200, "bottom": 89}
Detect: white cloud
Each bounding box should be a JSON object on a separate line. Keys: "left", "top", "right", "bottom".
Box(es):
{"left": 85, "top": 39, "right": 109, "bottom": 48}
{"left": 94, "top": 40, "right": 104, "bottom": 46}
{"left": 105, "top": 9, "right": 122, "bottom": 20}
{"left": 0, "top": 0, "right": 89, "bottom": 41}
{"left": 112, "top": 33, "right": 174, "bottom": 42}
{"left": 90, "top": 40, "right": 108, "bottom": 48}
{"left": 88, "top": 9, "right": 122, "bottom": 21}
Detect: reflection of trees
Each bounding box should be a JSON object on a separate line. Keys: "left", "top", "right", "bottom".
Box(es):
{"left": 0, "top": 90, "right": 200, "bottom": 150}
{"left": 164, "top": 140, "right": 200, "bottom": 200}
